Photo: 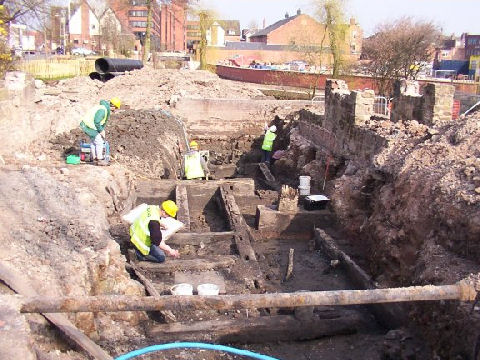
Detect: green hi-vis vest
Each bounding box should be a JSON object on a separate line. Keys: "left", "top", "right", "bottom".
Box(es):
{"left": 82, "top": 104, "right": 107, "bottom": 130}
{"left": 184, "top": 151, "right": 205, "bottom": 180}
{"left": 261, "top": 130, "right": 276, "bottom": 151}
{"left": 130, "top": 205, "right": 161, "bottom": 255}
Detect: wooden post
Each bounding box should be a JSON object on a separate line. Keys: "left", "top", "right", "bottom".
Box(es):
{"left": 20, "top": 282, "right": 477, "bottom": 314}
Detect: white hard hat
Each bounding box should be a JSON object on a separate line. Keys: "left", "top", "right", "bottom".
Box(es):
{"left": 269, "top": 125, "right": 277, "bottom": 133}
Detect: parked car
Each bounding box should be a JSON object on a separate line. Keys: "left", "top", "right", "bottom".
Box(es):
{"left": 71, "top": 47, "right": 95, "bottom": 56}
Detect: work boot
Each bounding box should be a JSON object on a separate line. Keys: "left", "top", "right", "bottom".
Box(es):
{"left": 96, "top": 159, "right": 109, "bottom": 166}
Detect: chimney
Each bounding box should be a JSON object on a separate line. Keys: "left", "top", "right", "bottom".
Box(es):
{"left": 285, "top": 12, "right": 289, "bottom": 19}
{"left": 297, "top": 9, "right": 301, "bottom": 15}
{"left": 350, "top": 17, "right": 355, "bottom": 25}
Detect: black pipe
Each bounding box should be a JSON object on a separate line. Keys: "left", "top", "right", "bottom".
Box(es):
{"left": 95, "top": 58, "right": 143, "bottom": 73}
{"left": 102, "top": 73, "right": 118, "bottom": 82}
{"left": 89, "top": 72, "right": 102, "bottom": 81}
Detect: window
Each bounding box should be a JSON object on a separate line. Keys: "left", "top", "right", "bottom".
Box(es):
{"left": 129, "top": 10, "right": 148, "bottom": 17}
{"left": 74, "top": 39, "right": 79, "bottom": 44}
{"left": 130, "top": 0, "right": 146, "bottom": 5}
{"left": 91, "top": 24, "right": 95, "bottom": 29}
{"left": 187, "top": 24, "right": 199, "bottom": 30}
{"left": 130, "top": 21, "right": 147, "bottom": 28}
{"left": 228, "top": 30, "right": 235, "bottom": 35}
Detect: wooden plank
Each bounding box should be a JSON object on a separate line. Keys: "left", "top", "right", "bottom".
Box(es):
{"left": 147, "top": 312, "right": 363, "bottom": 343}
{"left": 134, "top": 255, "right": 237, "bottom": 274}
{"left": 258, "top": 162, "right": 281, "bottom": 191}
{"left": 175, "top": 184, "right": 190, "bottom": 232}
{"left": 218, "top": 186, "right": 257, "bottom": 261}
{"left": 169, "top": 231, "right": 234, "bottom": 246}
{"left": 314, "top": 228, "right": 406, "bottom": 328}
{"left": 0, "top": 262, "right": 112, "bottom": 360}
{"left": 125, "top": 262, "right": 176, "bottom": 323}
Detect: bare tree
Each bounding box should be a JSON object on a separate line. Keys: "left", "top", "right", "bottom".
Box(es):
{"left": 362, "top": 17, "right": 441, "bottom": 96}
{"left": 314, "top": 0, "right": 346, "bottom": 78}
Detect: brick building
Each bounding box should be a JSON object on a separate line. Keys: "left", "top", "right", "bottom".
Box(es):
{"left": 249, "top": 11, "right": 362, "bottom": 57}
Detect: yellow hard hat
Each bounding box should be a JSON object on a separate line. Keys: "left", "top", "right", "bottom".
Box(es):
{"left": 110, "top": 97, "right": 121, "bottom": 109}
{"left": 189, "top": 140, "right": 198, "bottom": 149}
{"left": 161, "top": 200, "right": 178, "bottom": 218}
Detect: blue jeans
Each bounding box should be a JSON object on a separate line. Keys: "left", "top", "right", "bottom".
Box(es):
{"left": 136, "top": 245, "right": 166, "bottom": 263}
{"left": 261, "top": 150, "right": 272, "bottom": 164}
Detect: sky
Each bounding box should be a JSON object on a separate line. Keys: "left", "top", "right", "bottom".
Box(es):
{"left": 197, "top": 0, "right": 480, "bottom": 37}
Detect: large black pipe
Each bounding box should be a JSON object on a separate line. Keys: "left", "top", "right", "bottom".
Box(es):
{"left": 89, "top": 71, "right": 102, "bottom": 81}
{"left": 95, "top": 57, "right": 143, "bottom": 73}
{"left": 89, "top": 71, "right": 124, "bottom": 82}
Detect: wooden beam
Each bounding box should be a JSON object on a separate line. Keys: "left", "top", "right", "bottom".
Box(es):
{"left": 218, "top": 186, "right": 257, "bottom": 261}
{"left": 132, "top": 255, "right": 237, "bottom": 274}
{"left": 125, "top": 262, "right": 176, "bottom": 323}
{"left": 175, "top": 185, "right": 190, "bottom": 232}
{"left": 0, "top": 262, "right": 112, "bottom": 360}
{"left": 314, "top": 228, "right": 406, "bottom": 328}
{"left": 258, "top": 163, "right": 281, "bottom": 191}
{"left": 19, "top": 282, "right": 476, "bottom": 314}
{"left": 169, "top": 231, "right": 234, "bottom": 246}
{"left": 147, "top": 312, "right": 363, "bottom": 343}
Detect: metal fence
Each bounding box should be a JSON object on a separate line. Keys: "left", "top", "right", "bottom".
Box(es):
{"left": 374, "top": 96, "right": 391, "bottom": 117}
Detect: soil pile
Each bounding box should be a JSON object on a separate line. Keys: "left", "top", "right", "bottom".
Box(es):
{"left": 50, "top": 109, "right": 186, "bottom": 179}
{"left": 40, "top": 66, "right": 265, "bottom": 111}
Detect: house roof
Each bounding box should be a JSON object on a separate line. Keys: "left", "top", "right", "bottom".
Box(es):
{"left": 217, "top": 20, "right": 240, "bottom": 36}
{"left": 250, "top": 14, "right": 299, "bottom": 37}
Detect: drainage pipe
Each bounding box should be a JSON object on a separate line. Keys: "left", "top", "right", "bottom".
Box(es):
{"left": 19, "top": 281, "right": 478, "bottom": 314}
{"left": 95, "top": 57, "right": 143, "bottom": 73}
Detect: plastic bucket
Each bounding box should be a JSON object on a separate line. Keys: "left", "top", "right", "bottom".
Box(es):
{"left": 197, "top": 283, "right": 220, "bottom": 295}
{"left": 170, "top": 283, "right": 193, "bottom": 295}
{"left": 298, "top": 186, "right": 311, "bottom": 196}
{"left": 299, "top": 176, "right": 311, "bottom": 188}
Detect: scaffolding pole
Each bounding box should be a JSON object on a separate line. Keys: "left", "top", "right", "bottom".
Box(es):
{"left": 19, "top": 281, "right": 477, "bottom": 314}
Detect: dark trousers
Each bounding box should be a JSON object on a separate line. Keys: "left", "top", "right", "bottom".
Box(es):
{"left": 261, "top": 150, "right": 272, "bottom": 164}
{"left": 136, "top": 245, "right": 166, "bottom": 263}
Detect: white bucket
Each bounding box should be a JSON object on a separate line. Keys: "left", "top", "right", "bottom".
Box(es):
{"left": 197, "top": 283, "right": 220, "bottom": 295}
{"left": 299, "top": 176, "right": 311, "bottom": 188}
{"left": 299, "top": 186, "right": 311, "bottom": 196}
{"left": 171, "top": 283, "right": 193, "bottom": 295}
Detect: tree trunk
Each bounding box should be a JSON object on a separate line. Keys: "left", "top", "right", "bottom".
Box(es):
{"left": 142, "top": 0, "right": 153, "bottom": 63}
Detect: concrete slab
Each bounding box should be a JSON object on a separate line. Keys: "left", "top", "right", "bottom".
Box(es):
{"left": 255, "top": 205, "right": 334, "bottom": 234}
{"left": 174, "top": 271, "right": 226, "bottom": 294}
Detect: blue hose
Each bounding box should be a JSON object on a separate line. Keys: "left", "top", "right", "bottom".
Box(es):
{"left": 115, "top": 342, "right": 280, "bottom": 360}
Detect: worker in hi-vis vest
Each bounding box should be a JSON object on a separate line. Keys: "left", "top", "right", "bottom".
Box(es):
{"left": 184, "top": 140, "right": 210, "bottom": 180}
{"left": 79, "top": 97, "right": 121, "bottom": 166}
{"left": 261, "top": 124, "right": 277, "bottom": 164}
{"left": 130, "top": 200, "right": 180, "bottom": 263}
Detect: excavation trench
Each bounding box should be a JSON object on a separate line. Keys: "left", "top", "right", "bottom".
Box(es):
{"left": 35, "top": 94, "right": 480, "bottom": 359}
{"left": 88, "top": 106, "right": 432, "bottom": 359}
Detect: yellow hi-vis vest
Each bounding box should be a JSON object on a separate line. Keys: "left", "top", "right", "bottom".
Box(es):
{"left": 130, "top": 205, "right": 161, "bottom": 255}
{"left": 184, "top": 151, "right": 205, "bottom": 180}
{"left": 261, "top": 130, "right": 276, "bottom": 151}
{"left": 82, "top": 104, "right": 108, "bottom": 130}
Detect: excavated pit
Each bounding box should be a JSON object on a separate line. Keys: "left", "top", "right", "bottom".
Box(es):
{"left": 3, "top": 69, "right": 480, "bottom": 359}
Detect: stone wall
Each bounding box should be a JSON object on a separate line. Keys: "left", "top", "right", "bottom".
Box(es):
{"left": 390, "top": 80, "right": 455, "bottom": 126}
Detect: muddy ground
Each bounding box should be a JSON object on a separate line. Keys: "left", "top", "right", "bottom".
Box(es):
{"left": 1, "top": 65, "right": 480, "bottom": 359}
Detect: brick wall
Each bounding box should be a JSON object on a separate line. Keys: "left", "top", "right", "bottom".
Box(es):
{"left": 215, "top": 65, "right": 480, "bottom": 95}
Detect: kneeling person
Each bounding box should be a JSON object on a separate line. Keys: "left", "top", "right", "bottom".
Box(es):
{"left": 130, "top": 200, "right": 180, "bottom": 263}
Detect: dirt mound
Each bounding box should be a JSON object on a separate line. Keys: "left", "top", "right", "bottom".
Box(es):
{"left": 50, "top": 109, "right": 186, "bottom": 179}
{"left": 52, "top": 66, "right": 265, "bottom": 111}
